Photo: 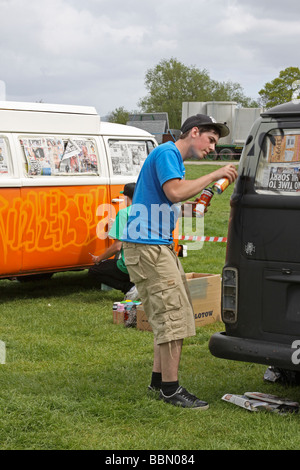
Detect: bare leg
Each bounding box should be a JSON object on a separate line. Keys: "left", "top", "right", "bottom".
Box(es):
{"left": 153, "top": 338, "right": 182, "bottom": 382}
{"left": 152, "top": 338, "right": 161, "bottom": 373}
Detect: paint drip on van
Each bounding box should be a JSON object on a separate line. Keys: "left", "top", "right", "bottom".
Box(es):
{"left": 213, "top": 178, "right": 229, "bottom": 194}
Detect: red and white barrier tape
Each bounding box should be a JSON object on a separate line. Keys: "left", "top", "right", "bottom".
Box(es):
{"left": 179, "top": 235, "right": 227, "bottom": 243}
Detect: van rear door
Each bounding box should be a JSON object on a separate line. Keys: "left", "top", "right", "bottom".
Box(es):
{"left": 248, "top": 124, "right": 300, "bottom": 338}
{"left": 210, "top": 104, "right": 300, "bottom": 369}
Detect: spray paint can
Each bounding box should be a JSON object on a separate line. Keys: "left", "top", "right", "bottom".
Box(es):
{"left": 213, "top": 178, "right": 229, "bottom": 194}
{"left": 193, "top": 188, "right": 214, "bottom": 217}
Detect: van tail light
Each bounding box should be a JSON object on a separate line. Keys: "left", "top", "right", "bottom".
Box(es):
{"left": 222, "top": 267, "right": 238, "bottom": 324}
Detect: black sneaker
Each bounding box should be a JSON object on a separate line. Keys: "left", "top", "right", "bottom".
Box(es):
{"left": 159, "top": 386, "right": 209, "bottom": 410}
{"left": 147, "top": 384, "right": 160, "bottom": 393}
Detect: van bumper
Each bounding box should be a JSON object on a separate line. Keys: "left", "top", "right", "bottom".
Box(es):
{"left": 209, "top": 332, "right": 300, "bottom": 371}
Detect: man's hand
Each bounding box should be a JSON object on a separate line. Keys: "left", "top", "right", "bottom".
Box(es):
{"left": 90, "top": 254, "right": 102, "bottom": 264}
{"left": 163, "top": 164, "right": 238, "bottom": 203}
{"left": 213, "top": 164, "right": 238, "bottom": 184}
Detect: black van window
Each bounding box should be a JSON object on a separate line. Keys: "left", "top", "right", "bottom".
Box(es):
{"left": 255, "top": 129, "right": 300, "bottom": 194}
{"left": 20, "top": 136, "right": 99, "bottom": 176}
{"left": 0, "top": 137, "right": 11, "bottom": 176}
{"left": 108, "top": 140, "right": 149, "bottom": 176}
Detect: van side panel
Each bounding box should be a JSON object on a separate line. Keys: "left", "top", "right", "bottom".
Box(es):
{"left": 20, "top": 184, "right": 109, "bottom": 273}
{"left": 0, "top": 188, "right": 22, "bottom": 275}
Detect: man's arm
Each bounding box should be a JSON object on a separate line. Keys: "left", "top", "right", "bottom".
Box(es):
{"left": 91, "top": 239, "right": 122, "bottom": 264}
{"left": 162, "top": 164, "right": 238, "bottom": 203}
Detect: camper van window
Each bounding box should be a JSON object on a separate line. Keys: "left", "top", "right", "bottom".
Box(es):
{"left": 20, "top": 136, "right": 99, "bottom": 176}
{"left": 108, "top": 139, "right": 149, "bottom": 176}
{"left": 0, "top": 137, "right": 11, "bottom": 176}
{"left": 147, "top": 140, "right": 156, "bottom": 154}
{"left": 255, "top": 129, "right": 300, "bottom": 195}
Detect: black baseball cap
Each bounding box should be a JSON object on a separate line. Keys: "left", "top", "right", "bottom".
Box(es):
{"left": 181, "top": 114, "right": 230, "bottom": 138}
{"left": 120, "top": 182, "right": 136, "bottom": 199}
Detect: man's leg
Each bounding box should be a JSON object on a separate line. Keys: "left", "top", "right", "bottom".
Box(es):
{"left": 150, "top": 338, "right": 182, "bottom": 390}
{"left": 159, "top": 339, "right": 182, "bottom": 382}
{"left": 149, "top": 339, "right": 162, "bottom": 391}
{"left": 152, "top": 338, "right": 161, "bottom": 374}
{"left": 124, "top": 243, "right": 208, "bottom": 408}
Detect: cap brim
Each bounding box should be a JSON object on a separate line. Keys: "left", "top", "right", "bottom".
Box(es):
{"left": 213, "top": 123, "right": 230, "bottom": 138}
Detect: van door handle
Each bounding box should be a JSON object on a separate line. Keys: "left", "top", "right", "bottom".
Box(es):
{"left": 111, "top": 198, "right": 124, "bottom": 203}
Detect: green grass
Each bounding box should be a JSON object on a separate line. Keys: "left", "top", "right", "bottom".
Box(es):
{"left": 0, "top": 164, "right": 300, "bottom": 450}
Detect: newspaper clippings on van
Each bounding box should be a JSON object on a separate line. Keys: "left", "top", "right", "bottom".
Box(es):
{"left": 0, "top": 138, "right": 9, "bottom": 174}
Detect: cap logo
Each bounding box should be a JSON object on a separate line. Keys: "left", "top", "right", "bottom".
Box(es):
{"left": 209, "top": 116, "right": 217, "bottom": 123}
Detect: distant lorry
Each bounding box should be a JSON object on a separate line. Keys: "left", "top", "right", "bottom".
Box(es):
{"left": 182, "top": 101, "right": 262, "bottom": 160}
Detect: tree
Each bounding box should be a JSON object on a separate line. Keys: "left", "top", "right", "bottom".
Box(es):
{"left": 107, "top": 106, "right": 130, "bottom": 125}
{"left": 212, "top": 80, "right": 258, "bottom": 108}
{"left": 258, "top": 67, "right": 300, "bottom": 109}
{"left": 138, "top": 58, "right": 258, "bottom": 129}
{"left": 138, "top": 58, "right": 213, "bottom": 129}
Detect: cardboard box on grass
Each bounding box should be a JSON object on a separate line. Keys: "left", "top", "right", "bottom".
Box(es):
{"left": 113, "top": 310, "right": 124, "bottom": 324}
{"left": 136, "top": 273, "right": 221, "bottom": 331}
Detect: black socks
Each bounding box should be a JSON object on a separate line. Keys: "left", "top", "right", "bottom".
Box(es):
{"left": 151, "top": 372, "right": 179, "bottom": 396}
{"left": 161, "top": 381, "right": 179, "bottom": 396}
{"left": 150, "top": 372, "right": 162, "bottom": 390}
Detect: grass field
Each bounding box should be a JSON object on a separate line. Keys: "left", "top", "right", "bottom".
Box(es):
{"left": 0, "top": 164, "right": 300, "bottom": 451}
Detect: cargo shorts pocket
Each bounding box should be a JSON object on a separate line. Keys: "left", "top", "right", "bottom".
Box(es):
{"left": 149, "top": 280, "right": 183, "bottom": 320}
{"left": 124, "top": 254, "right": 147, "bottom": 284}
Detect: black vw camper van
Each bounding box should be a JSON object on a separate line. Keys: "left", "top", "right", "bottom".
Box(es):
{"left": 209, "top": 101, "right": 300, "bottom": 372}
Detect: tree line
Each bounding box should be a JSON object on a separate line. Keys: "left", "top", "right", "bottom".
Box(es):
{"left": 107, "top": 58, "right": 300, "bottom": 129}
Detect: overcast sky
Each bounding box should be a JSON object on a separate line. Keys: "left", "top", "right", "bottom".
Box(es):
{"left": 1, "top": 0, "right": 299, "bottom": 117}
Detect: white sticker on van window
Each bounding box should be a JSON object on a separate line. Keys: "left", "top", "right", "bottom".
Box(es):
{"left": 245, "top": 242, "right": 256, "bottom": 256}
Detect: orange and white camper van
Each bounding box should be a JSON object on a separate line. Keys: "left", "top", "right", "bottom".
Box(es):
{"left": 0, "top": 101, "right": 157, "bottom": 280}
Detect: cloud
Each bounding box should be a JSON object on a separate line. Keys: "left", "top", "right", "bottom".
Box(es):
{"left": 0, "top": 0, "right": 299, "bottom": 116}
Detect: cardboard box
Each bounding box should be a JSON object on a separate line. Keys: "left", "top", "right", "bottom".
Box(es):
{"left": 136, "top": 273, "right": 221, "bottom": 331}
{"left": 186, "top": 273, "right": 221, "bottom": 327}
{"left": 136, "top": 306, "right": 153, "bottom": 332}
{"left": 113, "top": 310, "right": 124, "bottom": 324}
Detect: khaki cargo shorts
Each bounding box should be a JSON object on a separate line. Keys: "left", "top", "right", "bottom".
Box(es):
{"left": 123, "top": 242, "right": 196, "bottom": 345}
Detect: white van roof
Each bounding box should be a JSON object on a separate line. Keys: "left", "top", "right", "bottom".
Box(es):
{"left": 100, "top": 121, "right": 154, "bottom": 138}
{"left": 0, "top": 101, "right": 155, "bottom": 138}
{"left": 0, "top": 100, "right": 100, "bottom": 134}
{"left": 0, "top": 100, "right": 97, "bottom": 115}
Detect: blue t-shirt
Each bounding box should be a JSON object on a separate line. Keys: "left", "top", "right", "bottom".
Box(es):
{"left": 122, "top": 142, "right": 185, "bottom": 244}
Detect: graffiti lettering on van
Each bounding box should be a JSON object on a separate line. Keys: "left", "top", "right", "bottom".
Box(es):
{"left": 0, "top": 186, "right": 108, "bottom": 261}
